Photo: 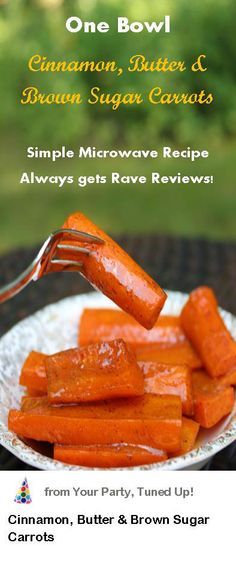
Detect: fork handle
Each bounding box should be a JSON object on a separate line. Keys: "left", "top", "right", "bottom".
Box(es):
{"left": 0, "top": 262, "right": 37, "bottom": 304}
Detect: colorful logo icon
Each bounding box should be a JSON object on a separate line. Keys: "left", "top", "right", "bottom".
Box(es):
{"left": 14, "top": 477, "right": 32, "bottom": 504}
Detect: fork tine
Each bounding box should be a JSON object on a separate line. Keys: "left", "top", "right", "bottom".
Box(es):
{"left": 48, "top": 228, "right": 104, "bottom": 263}
{"left": 41, "top": 228, "right": 101, "bottom": 276}
{"left": 51, "top": 259, "right": 84, "bottom": 268}
{"left": 49, "top": 256, "right": 84, "bottom": 274}
{"left": 57, "top": 244, "right": 90, "bottom": 255}
{"left": 53, "top": 229, "right": 104, "bottom": 245}
{"left": 0, "top": 227, "right": 103, "bottom": 303}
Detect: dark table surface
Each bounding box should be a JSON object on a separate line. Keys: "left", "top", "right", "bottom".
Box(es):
{"left": 0, "top": 234, "right": 236, "bottom": 470}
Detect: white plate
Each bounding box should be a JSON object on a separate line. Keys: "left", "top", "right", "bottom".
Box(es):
{"left": 0, "top": 290, "right": 236, "bottom": 470}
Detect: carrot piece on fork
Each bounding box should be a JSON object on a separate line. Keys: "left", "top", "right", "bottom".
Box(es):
{"left": 60, "top": 212, "right": 166, "bottom": 329}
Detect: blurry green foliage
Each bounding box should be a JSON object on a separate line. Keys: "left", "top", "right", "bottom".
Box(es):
{"left": 0, "top": 0, "right": 235, "bottom": 251}
{"left": 0, "top": 0, "right": 236, "bottom": 147}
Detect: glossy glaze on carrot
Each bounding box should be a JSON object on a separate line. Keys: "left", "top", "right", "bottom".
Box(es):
{"left": 192, "top": 370, "right": 234, "bottom": 428}
{"left": 54, "top": 444, "right": 167, "bottom": 467}
{"left": 170, "top": 417, "right": 200, "bottom": 457}
{"left": 9, "top": 394, "right": 182, "bottom": 451}
{"left": 60, "top": 213, "right": 166, "bottom": 329}
{"left": 181, "top": 286, "right": 236, "bottom": 377}
{"left": 20, "top": 351, "right": 47, "bottom": 392}
{"left": 46, "top": 339, "right": 144, "bottom": 404}
{"left": 135, "top": 342, "right": 202, "bottom": 370}
{"left": 139, "top": 361, "right": 193, "bottom": 416}
{"left": 79, "top": 309, "right": 186, "bottom": 347}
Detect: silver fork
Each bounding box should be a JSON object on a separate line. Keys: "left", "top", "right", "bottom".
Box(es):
{"left": 0, "top": 228, "right": 104, "bottom": 304}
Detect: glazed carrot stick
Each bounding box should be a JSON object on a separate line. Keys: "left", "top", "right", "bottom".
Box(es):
{"left": 79, "top": 309, "right": 186, "bottom": 348}
{"left": 192, "top": 370, "right": 234, "bottom": 428}
{"left": 181, "top": 418, "right": 200, "bottom": 454}
{"left": 215, "top": 369, "right": 236, "bottom": 387}
{"left": 20, "top": 394, "right": 181, "bottom": 420}
{"left": 135, "top": 342, "right": 202, "bottom": 370}
{"left": 24, "top": 388, "right": 46, "bottom": 397}
{"left": 170, "top": 417, "right": 200, "bottom": 457}
{"left": 20, "top": 351, "right": 47, "bottom": 393}
{"left": 54, "top": 444, "right": 167, "bottom": 468}
{"left": 139, "top": 361, "right": 193, "bottom": 416}
{"left": 59, "top": 213, "right": 166, "bottom": 329}
{"left": 9, "top": 395, "right": 182, "bottom": 451}
{"left": 181, "top": 286, "right": 236, "bottom": 377}
{"left": 46, "top": 340, "right": 144, "bottom": 404}
{"left": 20, "top": 343, "right": 201, "bottom": 397}
{"left": 20, "top": 343, "right": 143, "bottom": 403}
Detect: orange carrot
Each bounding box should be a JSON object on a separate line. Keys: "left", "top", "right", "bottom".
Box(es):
{"left": 181, "top": 286, "right": 236, "bottom": 377}
{"left": 20, "top": 351, "right": 47, "bottom": 392}
{"left": 46, "top": 339, "right": 144, "bottom": 404}
{"left": 170, "top": 417, "right": 200, "bottom": 457}
{"left": 24, "top": 388, "right": 46, "bottom": 397}
{"left": 139, "top": 361, "right": 193, "bottom": 416}
{"left": 9, "top": 395, "right": 182, "bottom": 451}
{"left": 54, "top": 444, "right": 167, "bottom": 467}
{"left": 192, "top": 370, "right": 234, "bottom": 428}
{"left": 79, "top": 309, "right": 186, "bottom": 347}
{"left": 135, "top": 342, "right": 202, "bottom": 370}
{"left": 21, "top": 332, "right": 200, "bottom": 402}
{"left": 181, "top": 417, "right": 200, "bottom": 454}
{"left": 57, "top": 213, "right": 166, "bottom": 329}
{"left": 214, "top": 369, "right": 236, "bottom": 387}
{"left": 19, "top": 344, "right": 202, "bottom": 399}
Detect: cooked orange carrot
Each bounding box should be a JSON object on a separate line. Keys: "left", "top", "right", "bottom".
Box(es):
{"left": 216, "top": 369, "right": 236, "bottom": 387}
{"left": 181, "top": 417, "right": 200, "bottom": 454}
{"left": 19, "top": 344, "right": 201, "bottom": 399}
{"left": 20, "top": 351, "right": 47, "bottom": 392}
{"left": 135, "top": 342, "right": 202, "bottom": 370}
{"left": 54, "top": 444, "right": 167, "bottom": 467}
{"left": 9, "top": 395, "right": 182, "bottom": 451}
{"left": 181, "top": 286, "right": 236, "bottom": 377}
{"left": 46, "top": 340, "right": 144, "bottom": 404}
{"left": 58, "top": 213, "right": 166, "bottom": 329}
{"left": 24, "top": 388, "right": 46, "bottom": 397}
{"left": 79, "top": 309, "right": 186, "bottom": 347}
{"left": 170, "top": 417, "right": 200, "bottom": 457}
{"left": 139, "top": 361, "right": 193, "bottom": 416}
{"left": 192, "top": 370, "right": 234, "bottom": 428}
